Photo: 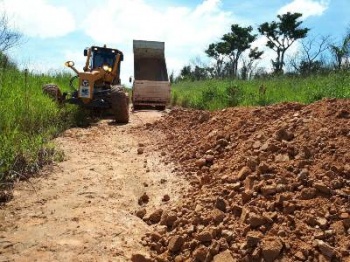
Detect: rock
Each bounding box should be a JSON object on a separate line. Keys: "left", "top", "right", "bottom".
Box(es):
{"left": 297, "top": 169, "right": 309, "bottom": 181}
{"left": 137, "top": 148, "right": 144, "bottom": 154}
{"left": 246, "top": 157, "right": 258, "bottom": 171}
{"left": 196, "top": 230, "right": 212, "bottom": 243}
{"left": 246, "top": 231, "right": 263, "bottom": 247}
{"left": 237, "top": 166, "right": 251, "bottom": 180}
{"left": 150, "top": 232, "right": 162, "bottom": 242}
{"left": 342, "top": 218, "right": 350, "bottom": 229}
{"left": 136, "top": 208, "right": 146, "bottom": 219}
{"left": 340, "top": 213, "right": 349, "bottom": 219}
{"left": 213, "top": 250, "right": 236, "bottom": 262}
{"left": 244, "top": 176, "right": 254, "bottom": 192}
{"left": 162, "top": 194, "right": 170, "bottom": 202}
{"left": 248, "top": 213, "right": 266, "bottom": 228}
{"left": 168, "top": 236, "right": 184, "bottom": 253}
{"left": 193, "top": 246, "right": 209, "bottom": 262}
{"left": 316, "top": 217, "right": 328, "bottom": 229}
{"left": 205, "top": 155, "right": 215, "bottom": 164}
{"left": 314, "top": 182, "right": 330, "bottom": 194}
{"left": 261, "top": 185, "right": 277, "bottom": 196}
{"left": 252, "top": 140, "right": 261, "bottom": 149}
{"left": 198, "top": 111, "right": 210, "bottom": 123}
{"left": 257, "top": 162, "right": 271, "bottom": 174}
{"left": 241, "top": 191, "right": 253, "bottom": 204}
{"left": 138, "top": 193, "right": 149, "bottom": 205}
{"left": 275, "top": 127, "right": 294, "bottom": 141}
{"left": 195, "top": 158, "right": 207, "bottom": 167}
{"left": 300, "top": 188, "right": 316, "bottom": 200}
{"left": 261, "top": 237, "right": 283, "bottom": 262}
{"left": 316, "top": 240, "right": 336, "bottom": 258}
{"left": 215, "top": 197, "right": 228, "bottom": 212}
{"left": 240, "top": 207, "right": 249, "bottom": 223}
{"left": 209, "top": 240, "right": 220, "bottom": 256}
{"left": 131, "top": 254, "right": 152, "bottom": 262}
{"left": 217, "top": 138, "right": 229, "bottom": 147}
{"left": 195, "top": 204, "right": 203, "bottom": 213}
{"left": 275, "top": 154, "right": 290, "bottom": 162}
{"left": 211, "top": 208, "right": 225, "bottom": 223}
{"left": 232, "top": 205, "right": 242, "bottom": 217}
{"left": 160, "top": 211, "right": 177, "bottom": 227}
{"left": 149, "top": 209, "right": 163, "bottom": 224}
{"left": 330, "top": 221, "right": 345, "bottom": 235}
{"left": 260, "top": 140, "right": 279, "bottom": 152}
{"left": 294, "top": 251, "right": 306, "bottom": 260}
{"left": 174, "top": 255, "right": 185, "bottom": 262}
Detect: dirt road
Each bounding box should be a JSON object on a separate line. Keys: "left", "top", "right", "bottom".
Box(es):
{"left": 0, "top": 110, "right": 187, "bottom": 261}
{"left": 1, "top": 99, "right": 349, "bottom": 262}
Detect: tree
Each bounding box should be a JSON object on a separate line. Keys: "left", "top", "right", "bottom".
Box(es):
{"left": 221, "top": 24, "right": 257, "bottom": 77}
{"left": 180, "top": 65, "right": 193, "bottom": 80}
{"left": 206, "top": 24, "right": 257, "bottom": 78}
{"left": 258, "top": 12, "right": 309, "bottom": 73}
{"left": 0, "top": 12, "right": 22, "bottom": 52}
{"left": 240, "top": 47, "right": 264, "bottom": 80}
{"left": 289, "top": 35, "right": 330, "bottom": 75}
{"left": 205, "top": 42, "right": 226, "bottom": 78}
{"left": 329, "top": 33, "right": 350, "bottom": 70}
{"left": 178, "top": 64, "right": 210, "bottom": 81}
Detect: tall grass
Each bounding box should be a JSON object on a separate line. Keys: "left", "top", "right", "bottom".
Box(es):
{"left": 171, "top": 71, "right": 350, "bottom": 110}
{"left": 0, "top": 67, "right": 76, "bottom": 184}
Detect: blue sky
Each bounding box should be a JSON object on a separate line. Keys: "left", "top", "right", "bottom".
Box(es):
{"left": 1, "top": 0, "right": 349, "bottom": 85}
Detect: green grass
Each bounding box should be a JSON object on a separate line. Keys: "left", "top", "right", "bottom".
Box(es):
{"left": 0, "top": 67, "right": 78, "bottom": 183}
{"left": 171, "top": 71, "right": 350, "bottom": 110}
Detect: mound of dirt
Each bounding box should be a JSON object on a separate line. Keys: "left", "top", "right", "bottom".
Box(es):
{"left": 140, "top": 98, "right": 350, "bottom": 261}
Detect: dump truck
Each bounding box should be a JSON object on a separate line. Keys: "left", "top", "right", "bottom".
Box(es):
{"left": 43, "top": 45, "right": 129, "bottom": 123}
{"left": 131, "top": 40, "right": 170, "bottom": 110}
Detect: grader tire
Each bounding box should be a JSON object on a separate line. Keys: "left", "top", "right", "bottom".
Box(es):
{"left": 42, "top": 84, "right": 63, "bottom": 104}
{"left": 110, "top": 86, "right": 129, "bottom": 123}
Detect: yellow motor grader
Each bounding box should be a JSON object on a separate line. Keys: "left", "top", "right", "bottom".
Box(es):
{"left": 44, "top": 45, "right": 129, "bottom": 123}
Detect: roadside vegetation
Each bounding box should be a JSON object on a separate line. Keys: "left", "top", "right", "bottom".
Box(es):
{"left": 171, "top": 71, "right": 350, "bottom": 110}
{"left": 0, "top": 56, "right": 80, "bottom": 191}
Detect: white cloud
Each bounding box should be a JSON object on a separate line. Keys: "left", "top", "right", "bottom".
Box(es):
{"left": 82, "top": 0, "right": 233, "bottom": 75}
{"left": 278, "top": 0, "right": 329, "bottom": 19}
{"left": 0, "top": 0, "right": 76, "bottom": 38}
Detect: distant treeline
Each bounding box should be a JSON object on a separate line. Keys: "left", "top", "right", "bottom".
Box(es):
{"left": 172, "top": 12, "right": 350, "bottom": 82}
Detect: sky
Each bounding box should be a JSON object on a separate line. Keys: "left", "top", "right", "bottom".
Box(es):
{"left": 0, "top": 0, "right": 349, "bottom": 85}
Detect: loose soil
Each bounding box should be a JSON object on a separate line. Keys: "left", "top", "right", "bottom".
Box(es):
{"left": 1, "top": 98, "right": 350, "bottom": 262}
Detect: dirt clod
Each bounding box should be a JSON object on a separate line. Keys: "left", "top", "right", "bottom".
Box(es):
{"left": 138, "top": 192, "right": 150, "bottom": 205}
{"left": 261, "top": 238, "right": 283, "bottom": 262}
{"left": 148, "top": 209, "right": 163, "bottom": 224}
{"left": 168, "top": 236, "right": 184, "bottom": 253}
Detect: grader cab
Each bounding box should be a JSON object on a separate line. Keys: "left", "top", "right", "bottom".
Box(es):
{"left": 44, "top": 45, "right": 129, "bottom": 123}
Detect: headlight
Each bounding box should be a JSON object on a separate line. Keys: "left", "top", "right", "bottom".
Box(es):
{"left": 65, "top": 61, "right": 75, "bottom": 67}
{"left": 102, "top": 64, "right": 112, "bottom": 72}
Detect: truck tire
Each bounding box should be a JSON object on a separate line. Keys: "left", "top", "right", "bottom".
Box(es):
{"left": 42, "top": 84, "right": 63, "bottom": 103}
{"left": 110, "top": 86, "right": 129, "bottom": 123}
